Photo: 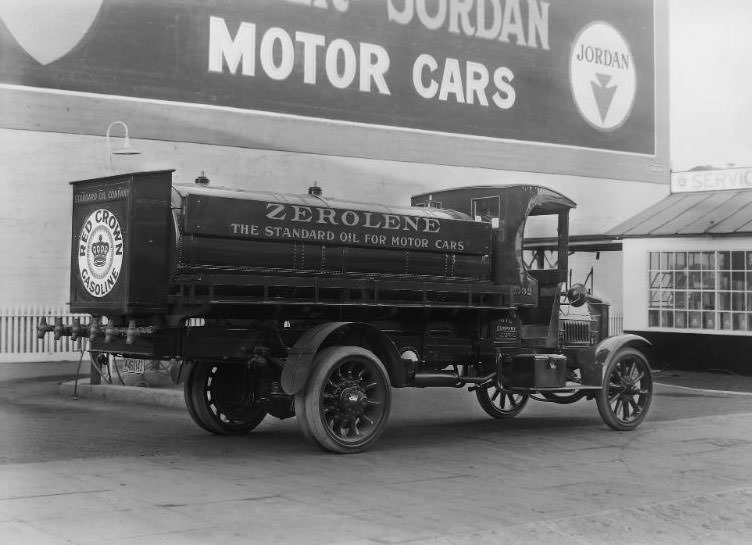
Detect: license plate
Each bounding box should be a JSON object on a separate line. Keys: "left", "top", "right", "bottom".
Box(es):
{"left": 120, "top": 358, "right": 146, "bottom": 374}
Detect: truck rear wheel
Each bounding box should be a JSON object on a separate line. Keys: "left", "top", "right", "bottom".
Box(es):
{"left": 296, "top": 346, "right": 391, "bottom": 454}
{"left": 184, "top": 362, "right": 266, "bottom": 435}
{"left": 596, "top": 347, "right": 653, "bottom": 431}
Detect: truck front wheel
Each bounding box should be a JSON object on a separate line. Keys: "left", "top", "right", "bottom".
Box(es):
{"left": 296, "top": 346, "right": 391, "bottom": 454}
{"left": 184, "top": 362, "right": 267, "bottom": 435}
{"left": 596, "top": 347, "right": 653, "bottom": 431}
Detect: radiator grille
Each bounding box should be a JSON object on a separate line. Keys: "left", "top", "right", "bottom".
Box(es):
{"left": 561, "top": 318, "right": 593, "bottom": 345}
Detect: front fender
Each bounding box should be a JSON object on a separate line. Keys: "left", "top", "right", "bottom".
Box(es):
{"left": 280, "top": 322, "right": 404, "bottom": 395}
{"left": 594, "top": 334, "right": 653, "bottom": 381}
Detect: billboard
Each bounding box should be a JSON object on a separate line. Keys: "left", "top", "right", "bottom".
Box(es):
{"left": 0, "top": 0, "right": 667, "bottom": 180}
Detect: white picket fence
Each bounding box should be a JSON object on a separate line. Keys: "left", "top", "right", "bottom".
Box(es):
{"left": 0, "top": 307, "right": 90, "bottom": 363}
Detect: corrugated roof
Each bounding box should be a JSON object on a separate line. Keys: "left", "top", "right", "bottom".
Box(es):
{"left": 607, "top": 190, "right": 752, "bottom": 238}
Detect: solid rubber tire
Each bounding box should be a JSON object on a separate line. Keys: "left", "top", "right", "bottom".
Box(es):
{"left": 596, "top": 347, "right": 652, "bottom": 431}
{"left": 296, "top": 346, "right": 391, "bottom": 454}
{"left": 184, "top": 361, "right": 266, "bottom": 435}
{"left": 476, "top": 384, "right": 529, "bottom": 419}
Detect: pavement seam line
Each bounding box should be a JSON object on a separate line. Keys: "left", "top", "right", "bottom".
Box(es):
{"left": 655, "top": 382, "right": 752, "bottom": 396}
{"left": 0, "top": 489, "right": 111, "bottom": 502}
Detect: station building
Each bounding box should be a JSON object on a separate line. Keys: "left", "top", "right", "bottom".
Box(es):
{"left": 610, "top": 167, "right": 752, "bottom": 374}
{"left": 0, "top": 0, "right": 669, "bottom": 360}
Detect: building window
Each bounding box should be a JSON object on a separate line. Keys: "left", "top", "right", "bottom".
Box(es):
{"left": 648, "top": 251, "right": 752, "bottom": 332}
{"left": 413, "top": 200, "right": 442, "bottom": 208}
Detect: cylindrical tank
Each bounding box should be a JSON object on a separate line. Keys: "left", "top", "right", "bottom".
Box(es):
{"left": 174, "top": 182, "right": 492, "bottom": 279}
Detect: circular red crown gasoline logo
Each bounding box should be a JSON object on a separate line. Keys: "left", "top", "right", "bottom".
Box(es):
{"left": 570, "top": 22, "right": 636, "bottom": 132}
{"left": 78, "top": 209, "right": 124, "bottom": 298}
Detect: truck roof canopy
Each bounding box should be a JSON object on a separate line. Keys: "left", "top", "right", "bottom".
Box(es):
{"left": 411, "top": 185, "right": 576, "bottom": 218}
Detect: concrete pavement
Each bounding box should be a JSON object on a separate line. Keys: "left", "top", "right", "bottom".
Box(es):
{"left": 3, "top": 360, "right": 752, "bottom": 544}
{"left": 1, "top": 383, "right": 752, "bottom": 544}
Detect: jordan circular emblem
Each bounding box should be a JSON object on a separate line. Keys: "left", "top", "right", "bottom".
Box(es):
{"left": 570, "top": 22, "right": 636, "bottom": 131}
{"left": 78, "top": 209, "right": 124, "bottom": 297}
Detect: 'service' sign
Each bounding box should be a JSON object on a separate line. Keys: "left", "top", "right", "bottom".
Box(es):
{"left": 671, "top": 168, "right": 752, "bottom": 194}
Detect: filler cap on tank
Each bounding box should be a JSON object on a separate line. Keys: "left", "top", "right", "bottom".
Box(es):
{"left": 195, "top": 171, "right": 210, "bottom": 185}
{"left": 308, "top": 182, "right": 322, "bottom": 197}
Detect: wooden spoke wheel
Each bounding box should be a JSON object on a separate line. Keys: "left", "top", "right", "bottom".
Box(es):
{"left": 596, "top": 348, "right": 653, "bottom": 431}
{"left": 476, "top": 383, "right": 529, "bottom": 419}
{"left": 296, "top": 346, "right": 391, "bottom": 454}
{"left": 184, "top": 362, "right": 266, "bottom": 435}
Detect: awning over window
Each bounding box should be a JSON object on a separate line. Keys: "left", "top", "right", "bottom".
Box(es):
{"left": 607, "top": 190, "right": 752, "bottom": 238}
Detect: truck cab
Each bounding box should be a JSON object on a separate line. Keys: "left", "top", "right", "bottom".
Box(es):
{"left": 411, "top": 185, "right": 575, "bottom": 348}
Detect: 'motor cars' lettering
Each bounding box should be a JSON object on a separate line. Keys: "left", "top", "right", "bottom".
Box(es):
{"left": 264, "top": 203, "right": 441, "bottom": 233}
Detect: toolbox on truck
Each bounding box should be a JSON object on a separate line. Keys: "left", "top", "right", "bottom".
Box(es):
{"left": 508, "top": 354, "right": 568, "bottom": 388}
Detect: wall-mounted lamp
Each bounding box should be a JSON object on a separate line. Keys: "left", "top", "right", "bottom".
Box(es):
{"left": 106, "top": 120, "right": 140, "bottom": 171}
